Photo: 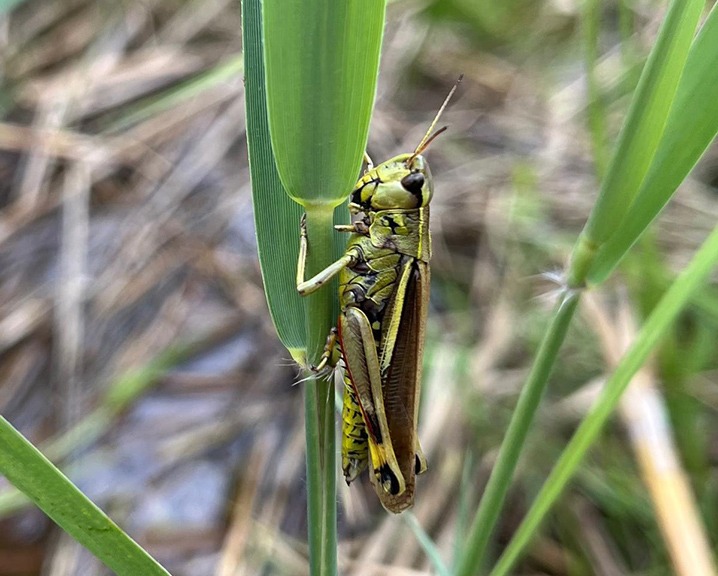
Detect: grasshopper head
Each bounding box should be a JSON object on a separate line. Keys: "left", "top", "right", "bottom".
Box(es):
{"left": 350, "top": 153, "right": 433, "bottom": 213}
{"left": 350, "top": 76, "right": 460, "bottom": 216}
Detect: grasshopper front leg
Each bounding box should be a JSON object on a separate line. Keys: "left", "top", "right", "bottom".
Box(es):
{"left": 296, "top": 216, "right": 355, "bottom": 373}
{"left": 296, "top": 214, "right": 358, "bottom": 296}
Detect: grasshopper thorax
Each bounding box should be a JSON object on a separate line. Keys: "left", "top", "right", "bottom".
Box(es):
{"left": 350, "top": 153, "right": 432, "bottom": 214}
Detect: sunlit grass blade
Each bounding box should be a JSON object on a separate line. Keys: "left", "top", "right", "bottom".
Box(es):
{"left": 454, "top": 2, "right": 710, "bottom": 574}
{"left": 0, "top": 418, "right": 170, "bottom": 576}
{"left": 568, "top": 0, "right": 704, "bottom": 286}
{"left": 588, "top": 3, "right": 718, "bottom": 284}
{"left": 489, "top": 222, "right": 718, "bottom": 576}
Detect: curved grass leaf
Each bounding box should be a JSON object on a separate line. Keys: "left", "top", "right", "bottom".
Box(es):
{"left": 0, "top": 417, "right": 170, "bottom": 576}
{"left": 243, "top": 0, "right": 306, "bottom": 357}
{"left": 568, "top": 0, "right": 704, "bottom": 285}
{"left": 588, "top": 4, "right": 718, "bottom": 284}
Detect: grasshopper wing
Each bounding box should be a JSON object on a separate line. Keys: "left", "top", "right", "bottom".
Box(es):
{"left": 374, "top": 258, "right": 429, "bottom": 513}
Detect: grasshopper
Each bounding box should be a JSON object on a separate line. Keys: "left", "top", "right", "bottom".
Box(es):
{"left": 296, "top": 79, "right": 460, "bottom": 513}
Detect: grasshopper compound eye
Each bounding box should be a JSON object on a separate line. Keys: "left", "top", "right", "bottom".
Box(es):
{"left": 401, "top": 172, "right": 425, "bottom": 194}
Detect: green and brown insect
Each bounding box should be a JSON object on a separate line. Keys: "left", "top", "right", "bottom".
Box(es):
{"left": 296, "top": 79, "right": 460, "bottom": 513}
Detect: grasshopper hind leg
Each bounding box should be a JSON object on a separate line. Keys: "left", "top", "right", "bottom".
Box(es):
{"left": 340, "top": 308, "right": 407, "bottom": 498}
{"left": 341, "top": 372, "right": 369, "bottom": 484}
{"left": 340, "top": 349, "right": 407, "bottom": 496}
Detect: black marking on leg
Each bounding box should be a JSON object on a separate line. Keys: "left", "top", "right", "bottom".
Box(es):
{"left": 378, "top": 464, "right": 401, "bottom": 495}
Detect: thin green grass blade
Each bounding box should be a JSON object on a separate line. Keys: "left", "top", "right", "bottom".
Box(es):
{"left": 452, "top": 450, "right": 475, "bottom": 568}
{"left": 0, "top": 0, "right": 25, "bottom": 13}
{"left": 583, "top": 0, "right": 609, "bottom": 179}
{"left": 103, "top": 56, "right": 243, "bottom": 133}
{"left": 490, "top": 222, "right": 718, "bottom": 576}
{"left": 454, "top": 291, "right": 581, "bottom": 576}
{"left": 0, "top": 418, "right": 170, "bottom": 576}
{"left": 243, "top": 0, "right": 306, "bottom": 357}
{"left": 568, "top": 0, "right": 704, "bottom": 286}
{"left": 618, "top": 0, "right": 635, "bottom": 60}
{"left": 0, "top": 343, "right": 192, "bottom": 518}
{"left": 263, "top": 0, "right": 387, "bottom": 206}
{"left": 403, "top": 513, "right": 450, "bottom": 576}
{"left": 588, "top": 4, "right": 718, "bottom": 284}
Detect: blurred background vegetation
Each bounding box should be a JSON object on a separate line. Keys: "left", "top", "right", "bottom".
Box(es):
{"left": 0, "top": 0, "right": 717, "bottom": 574}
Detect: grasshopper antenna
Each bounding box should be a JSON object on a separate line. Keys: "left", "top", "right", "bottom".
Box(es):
{"left": 409, "top": 74, "right": 463, "bottom": 161}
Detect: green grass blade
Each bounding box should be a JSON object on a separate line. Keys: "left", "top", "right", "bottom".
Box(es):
{"left": 0, "top": 343, "right": 193, "bottom": 518}
{"left": 103, "top": 56, "right": 243, "bottom": 133}
{"left": 452, "top": 450, "right": 475, "bottom": 567}
{"left": 582, "top": 0, "right": 609, "bottom": 179}
{"left": 0, "top": 418, "right": 170, "bottom": 576}
{"left": 243, "top": 0, "right": 306, "bottom": 357}
{"left": 489, "top": 223, "right": 718, "bottom": 576}
{"left": 263, "top": 0, "right": 387, "bottom": 206}
{"left": 588, "top": 4, "right": 718, "bottom": 284}
{"left": 568, "top": 0, "right": 704, "bottom": 286}
{"left": 454, "top": 291, "right": 581, "bottom": 576}
{"left": 404, "top": 513, "right": 450, "bottom": 576}
{"left": 301, "top": 207, "right": 339, "bottom": 576}
{"left": 258, "top": 3, "right": 386, "bottom": 576}
{"left": 0, "top": 0, "right": 25, "bottom": 14}
{"left": 303, "top": 370, "right": 334, "bottom": 576}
